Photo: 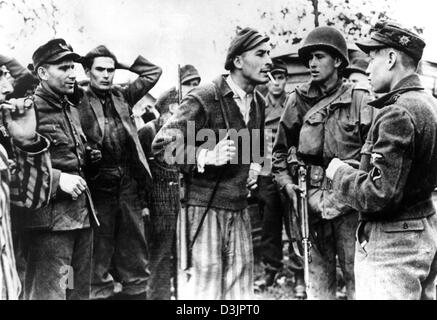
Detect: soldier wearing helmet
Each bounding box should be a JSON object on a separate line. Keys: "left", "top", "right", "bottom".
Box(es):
{"left": 272, "top": 26, "right": 375, "bottom": 300}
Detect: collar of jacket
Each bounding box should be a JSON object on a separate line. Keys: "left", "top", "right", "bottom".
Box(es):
{"left": 87, "top": 85, "right": 111, "bottom": 100}
{"left": 213, "top": 74, "right": 263, "bottom": 101}
{"left": 297, "top": 78, "right": 353, "bottom": 106}
{"left": 368, "top": 73, "right": 424, "bottom": 109}
{"left": 34, "top": 84, "right": 76, "bottom": 109}
{"left": 266, "top": 91, "right": 287, "bottom": 108}
{"left": 296, "top": 78, "right": 344, "bottom": 105}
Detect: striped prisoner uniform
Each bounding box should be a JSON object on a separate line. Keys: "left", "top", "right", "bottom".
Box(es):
{"left": 0, "top": 136, "right": 51, "bottom": 299}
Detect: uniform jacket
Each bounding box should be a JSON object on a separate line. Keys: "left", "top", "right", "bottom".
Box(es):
{"left": 272, "top": 80, "right": 373, "bottom": 220}
{"left": 332, "top": 74, "right": 437, "bottom": 221}
{"left": 262, "top": 92, "right": 287, "bottom": 176}
{"left": 273, "top": 80, "right": 373, "bottom": 189}
{"left": 152, "top": 75, "right": 266, "bottom": 211}
{"left": 78, "top": 55, "right": 162, "bottom": 188}
{"left": 27, "top": 85, "right": 98, "bottom": 231}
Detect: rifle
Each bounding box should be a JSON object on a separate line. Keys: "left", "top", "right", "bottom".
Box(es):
{"left": 176, "top": 64, "right": 190, "bottom": 300}
{"left": 297, "top": 164, "right": 311, "bottom": 293}
{"left": 286, "top": 147, "right": 311, "bottom": 296}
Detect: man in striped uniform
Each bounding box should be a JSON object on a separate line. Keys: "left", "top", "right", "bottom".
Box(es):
{"left": 0, "top": 66, "right": 51, "bottom": 300}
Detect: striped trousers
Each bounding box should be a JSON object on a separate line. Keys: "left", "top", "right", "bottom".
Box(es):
{"left": 176, "top": 206, "right": 254, "bottom": 300}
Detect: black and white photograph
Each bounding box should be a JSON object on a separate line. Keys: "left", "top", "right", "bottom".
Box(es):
{"left": 1, "top": 0, "right": 437, "bottom": 306}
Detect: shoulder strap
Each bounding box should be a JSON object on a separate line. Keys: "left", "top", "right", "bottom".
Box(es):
{"left": 302, "top": 85, "right": 350, "bottom": 123}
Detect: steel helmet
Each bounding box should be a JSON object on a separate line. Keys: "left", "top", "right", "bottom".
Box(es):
{"left": 298, "top": 26, "right": 349, "bottom": 68}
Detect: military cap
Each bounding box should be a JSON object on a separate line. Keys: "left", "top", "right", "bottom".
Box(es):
{"left": 32, "top": 38, "right": 80, "bottom": 69}
{"left": 271, "top": 59, "right": 288, "bottom": 75}
{"left": 356, "top": 21, "right": 426, "bottom": 62}
{"left": 343, "top": 58, "right": 369, "bottom": 77}
{"left": 224, "top": 27, "right": 270, "bottom": 71}
{"left": 81, "top": 45, "right": 118, "bottom": 69}
{"left": 155, "top": 87, "right": 179, "bottom": 115}
{"left": 180, "top": 64, "right": 201, "bottom": 85}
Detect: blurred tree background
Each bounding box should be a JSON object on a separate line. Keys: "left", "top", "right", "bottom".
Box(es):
{"left": 233, "top": 0, "right": 423, "bottom": 50}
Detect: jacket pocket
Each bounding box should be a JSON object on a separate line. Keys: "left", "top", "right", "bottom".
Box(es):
{"left": 39, "top": 124, "right": 70, "bottom": 147}
{"left": 299, "top": 112, "right": 325, "bottom": 158}
{"left": 340, "top": 119, "right": 359, "bottom": 133}
{"left": 382, "top": 219, "right": 425, "bottom": 233}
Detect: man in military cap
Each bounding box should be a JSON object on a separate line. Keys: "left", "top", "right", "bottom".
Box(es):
{"left": 272, "top": 26, "right": 374, "bottom": 300}
{"left": 23, "top": 38, "right": 100, "bottom": 300}
{"left": 180, "top": 64, "right": 201, "bottom": 97}
{"left": 326, "top": 21, "right": 437, "bottom": 300}
{"left": 256, "top": 59, "right": 305, "bottom": 297}
{"left": 152, "top": 27, "right": 271, "bottom": 299}
{"left": 344, "top": 58, "right": 370, "bottom": 86}
{"left": 78, "top": 45, "right": 161, "bottom": 300}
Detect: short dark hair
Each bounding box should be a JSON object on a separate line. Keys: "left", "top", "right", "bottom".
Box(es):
{"left": 82, "top": 55, "right": 116, "bottom": 71}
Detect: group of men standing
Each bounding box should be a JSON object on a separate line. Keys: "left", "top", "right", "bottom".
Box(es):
{"left": 1, "top": 17, "right": 437, "bottom": 300}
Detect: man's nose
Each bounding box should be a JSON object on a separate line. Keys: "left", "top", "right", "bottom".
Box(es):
{"left": 67, "top": 69, "right": 76, "bottom": 80}
{"left": 309, "top": 56, "right": 317, "bottom": 67}
{"left": 0, "top": 77, "right": 13, "bottom": 96}
{"left": 265, "top": 55, "right": 273, "bottom": 69}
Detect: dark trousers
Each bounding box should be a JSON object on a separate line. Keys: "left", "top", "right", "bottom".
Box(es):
{"left": 24, "top": 228, "right": 93, "bottom": 300}
{"left": 89, "top": 167, "right": 149, "bottom": 299}
{"left": 308, "top": 213, "right": 357, "bottom": 300}
{"left": 147, "top": 229, "right": 176, "bottom": 300}
{"left": 258, "top": 176, "right": 284, "bottom": 272}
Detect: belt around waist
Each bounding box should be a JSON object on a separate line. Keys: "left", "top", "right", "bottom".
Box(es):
{"left": 359, "top": 197, "right": 436, "bottom": 222}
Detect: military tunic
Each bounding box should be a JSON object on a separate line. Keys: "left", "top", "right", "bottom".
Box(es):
{"left": 332, "top": 74, "right": 437, "bottom": 300}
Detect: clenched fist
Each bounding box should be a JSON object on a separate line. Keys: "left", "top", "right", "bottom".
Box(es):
{"left": 205, "top": 135, "right": 236, "bottom": 166}
{"left": 59, "top": 173, "right": 88, "bottom": 200}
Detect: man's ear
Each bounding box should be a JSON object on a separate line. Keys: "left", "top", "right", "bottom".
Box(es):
{"left": 334, "top": 57, "right": 342, "bottom": 69}
{"left": 37, "top": 66, "right": 48, "bottom": 81}
{"left": 387, "top": 50, "right": 398, "bottom": 70}
{"left": 233, "top": 55, "right": 244, "bottom": 70}
{"left": 84, "top": 68, "right": 91, "bottom": 78}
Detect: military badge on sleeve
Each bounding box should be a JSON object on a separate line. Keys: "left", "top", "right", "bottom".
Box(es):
{"left": 370, "top": 153, "right": 383, "bottom": 182}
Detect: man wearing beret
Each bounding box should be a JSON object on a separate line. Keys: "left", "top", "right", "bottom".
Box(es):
{"left": 326, "top": 21, "right": 437, "bottom": 300}
{"left": 23, "top": 38, "right": 99, "bottom": 300}
{"left": 152, "top": 27, "right": 271, "bottom": 299}
{"left": 272, "top": 26, "right": 374, "bottom": 299}
{"left": 78, "top": 45, "right": 162, "bottom": 300}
